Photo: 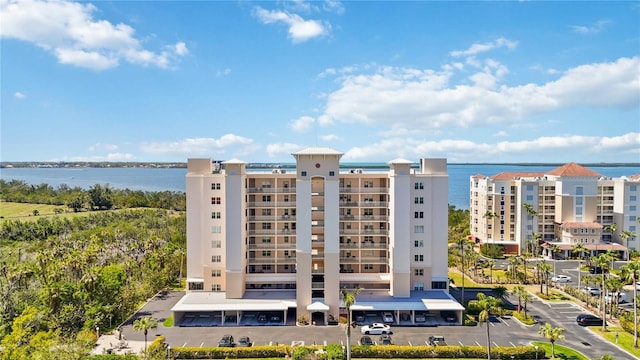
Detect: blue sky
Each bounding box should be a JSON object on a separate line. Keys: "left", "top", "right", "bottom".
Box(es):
{"left": 1, "top": 0, "right": 639, "bottom": 164}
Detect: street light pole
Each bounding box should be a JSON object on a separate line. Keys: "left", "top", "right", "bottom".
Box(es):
{"left": 535, "top": 345, "right": 538, "bottom": 359}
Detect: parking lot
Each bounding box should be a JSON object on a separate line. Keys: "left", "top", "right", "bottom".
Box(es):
{"left": 113, "top": 290, "right": 635, "bottom": 359}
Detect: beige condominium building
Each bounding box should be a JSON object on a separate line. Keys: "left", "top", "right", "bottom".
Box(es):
{"left": 172, "top": 147, "right": 463, "bottom": 327}
{"left": 469, "top": 162, "right": 639, "bottom": 259}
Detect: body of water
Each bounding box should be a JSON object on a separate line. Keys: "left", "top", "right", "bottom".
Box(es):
{"left": 1, "top": 164, "right": 638, "bottom": 210}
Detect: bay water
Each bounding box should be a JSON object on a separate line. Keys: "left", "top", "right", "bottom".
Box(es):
{"left": 1, "top": 164, "right": 637, "bottom": 210}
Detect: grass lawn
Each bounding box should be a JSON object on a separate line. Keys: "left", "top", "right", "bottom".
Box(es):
{"left": 531, "top": 341, "right": 589, "bottom": 360}
{"left": 590, "top": 326, "right": 640, "bottom": 358}
{"left": 448, "top": 270, "right": 488, "bottom": 288}
{"left": 0, "top": 201, "right": 65, "bottom": 219}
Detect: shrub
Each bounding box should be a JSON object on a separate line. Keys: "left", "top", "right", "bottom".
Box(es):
{"left": 325, "top": 344, "right": 343, "bottom": 360}
{"left": 480, "top": 244, "right": 504, "bottom": 258}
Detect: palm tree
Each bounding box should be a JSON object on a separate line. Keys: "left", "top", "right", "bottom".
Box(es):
{"left": 549, "top": 243, "right": 561, "bottom": 274}
{"left": 508, "top": 256, "right": 520, "bottom": 283}
{"left": 477, "top": 293, "right": 502, "bottom": 360}
{"left": 538, "top": 322, "right": 565, "bottom": 358}
{"left": 620, "top": 230, "right": 637, "bottom": 261}
{"left": 513, "top": 285, "right": 525, "bottom": 312}
{"left": 523, "top": 203, "right": 538, "bottom": 254}
{"left": 456, "top": 237, "right": 469, "bottom": 305}
{"left": 538, "top": 261, "right": 553, "bottom": 296}
{"left": 341, "top": 287, "right": 362, "bottom": 360}
{"left": 620, "top": 259, "right": 640, "bottom": 347}
{"left": 486, "top": 258, "right": 495, "bottom": 284}
{"left": 572, "top": 243, "right": 588, "bottom": 290}
{"left": 594, "top": 253, "right": 611, "bottom": 331}
{"left": 521, "top": 251, "right": 531, "bottom": 284}
{"left": 605, "top": 276, "right": 624, "bottom": 320}
{"left": 520, "top": 291, "right": 532, "bottom": 317}
{"left": 132, "top": 316, "right": 158, "bottom": 350}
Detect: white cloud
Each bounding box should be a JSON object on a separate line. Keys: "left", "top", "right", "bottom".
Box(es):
{"left": 290, "top": 116, "right": 315, "bottom": 132}
{"left": 493, "top": 130, "right": 508, "bottom": 137}
{"left": 571, "top": 19, "right": 611, "bottom": 34}
{"left": 339, "top": 133, "right": 640, "bottom": 163}
{"left": 266, "top": 143, "right": 303, "bottom": 158}
{"left": 317, "top": 56, "right": 640, "bottom": 130}
{"left": 216, "top": 68, "right": 231, "bottom": 77}
{"left": 319, "top": 134, "right": 342, "bottom": 142}
{"left": 140, "top": 134, "right": 254, "bottom": 156}
{"left": 253, "top": 6, "right": 329, "bottom": 43}
{"left": 60, "top": 152, "right": 135, "bottom": 162}
{"left": 14, "top": 91, "right": 26, "bottom": 99}
{"left": 0, "top": 0, "right": 188, "bottom": 70}
{"left": 88, "top": 142, "right": 118, "bottom": 152}
{"left": 450, "top": 37, "right": 518, "bottom": 58}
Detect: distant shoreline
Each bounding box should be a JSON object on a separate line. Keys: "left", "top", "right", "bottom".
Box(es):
{"left": 1, "top": 162, "right": 638, "bottom": 169}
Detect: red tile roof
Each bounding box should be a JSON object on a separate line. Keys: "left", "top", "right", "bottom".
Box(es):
{"left": 491, "top": 172, "right": 545, "bottom": 180}
{"left": 561, "top": 222, "right": 603, "bottom": 229}
{"left": 547, "top": 162, "right": 601, "bottom": 177}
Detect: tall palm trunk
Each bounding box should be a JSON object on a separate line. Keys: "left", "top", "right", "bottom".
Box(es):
{"left": 634, "top": 274, "right": 638, "bottom": 348}
{"left": 486, "top": 320, "right": 491, "bottom": 360}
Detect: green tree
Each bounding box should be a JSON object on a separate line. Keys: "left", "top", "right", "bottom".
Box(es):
{"left": 620, "top": 259, "right": 640, "bottom": 347}
{"left": 594, "top": 253, "right": 611, "bottom": 331}
{"left": 476, "top": 293, "right": 502, "bottom": 360}
{"left": 538, "top": 322, "right": 565, "bottom": 358}
{"left": 572, "top": 243, "right": 588, "bottom": 289}
{"left": 620, "top": 230, "right": 637, "bottom": 261}
{"left": 133, "top": 316, "right": 158, "bottom": 350}
{"left": 523, "top": 203, "right": 539, "bottom": 254}
{"left": 537, "top": 261, "right": 552, "bottom": 296}
{"left": 456, "top": 237, "right": 470, "bottom": 304}
{"left": 340, "top": 287, "right": 361, "bottom": 360}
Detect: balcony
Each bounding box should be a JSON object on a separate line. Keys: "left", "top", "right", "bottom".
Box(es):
{"left": 339, "top": 187, "right": 388, "bottom": 194}
{"left": 247, "top": 187, "right": 296, "bottom": 194}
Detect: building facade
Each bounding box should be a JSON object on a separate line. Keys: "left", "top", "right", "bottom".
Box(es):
{"left": 176, "top": 147, "right": 460, "bottom": 326}
{"left": 469, "top": 163, "right": 639, "bottom": 257}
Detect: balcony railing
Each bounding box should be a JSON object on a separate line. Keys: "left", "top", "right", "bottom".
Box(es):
{"left": 340, "top": 229, "right": 388, "bottom": 235}
{"left": 247, "top": 187, "right": 296, "bottom": 194}
{"left": 247, "top": 202, "right": 296, "bottom": 207}
{"left": 339, "top": 187, "right": 388, "bottom": 193}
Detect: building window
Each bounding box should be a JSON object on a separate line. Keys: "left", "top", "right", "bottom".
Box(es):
{"left": 631, "top": 196, "right": 637, "bottom": 201}
{"left": 630, "top": 206, "right": 637, "bottom": 211}
{"left": 364, "top": 264, "right": 373, "bottom": 270}
{"left": 262, "top": 195, "right": 271, "bottom": 202}
{"left": 301, "top": 171, "right": 307, "bottom": 176}
{"left": 414, "top": 269, "right": 424, "bottom": 276}
{"left": 188, "top": 282, "right": 203, "bottom": 291}
{"left": 414, "top": 182, "right": 424, "bottom": 190}
{"left": 211, "top": 269, "right": 221, "bottom": 277}
{"left": 211, "top": 183, "right": 221, "bottom": 190}
{"left": 262, "top": 237, "right": 272, "bottom": 243}
{"left": 414, "top": 225, "right": 424, "bottom": 233}
{"left": 211, "top": 240, "right": 221, "bottom": 248}
{"left": 414, "top": 283, "right": 424, "bottom": 291}
{"left": 262, "top": 265, "right": 272, "bottom": 271}
{"left": 526, "top": 195, "right": 533, "bottom": 201}
{"left": 414, "top": 197, "right": 424, "bottom": 204}
{"left": 576, "top": 186, "right": 583, "bottom": 195}
{"left": 211, "top": 226, "right": 222, "bottom": 233}
{"left": 211, "top": 197, "right": 221, "bottom": 204}
{"left": 211, "top": 212, "right": 221, "bottom": 219}
{"left": 329, "top": 171, "right": 335, "bottom": 176}
{"left": 262, "top": 250, "right": 271, "bottom": 257}
{"left": 432, "top": 281, "right": 447, "bottom": 289}
{"left": 631, "top": 185, "right": 637, "bottom": 191}
{"left": 284, "top": 236, "right": 289, "bottom": 243}
{"left": 631, "top": 216, "right": 637, "bottom": 222}
{"left": 262, "top": 223, "right": 272, "bottom": 230}
{"left": 526, "top": 185, "right": 534, "bottom": 191}
{"left": 212, "top": 255, "right": 221, "bottom": 263}
{"left": 414, "top": 240, "right": 424, "bottom": 247}
{"left": 414, "top": 254, "right": 424, "bottom": 262}
{"left": 212, "top": 284, "right": 221, "bottom": 291}
{"left": 414, "top": 211, "right": 424, "bottom": 218}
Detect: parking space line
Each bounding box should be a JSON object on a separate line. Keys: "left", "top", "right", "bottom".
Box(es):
{"left": 408, "top": 341, "right": 412, "bottom": 346}
{"left": 502, "top": 318, "right": 510, "bottom": 327}
{"left": 510, "top": 341, "right": 516, "bottom": 347}
{"left": 493, "top": 341, "right": 499, "bottom": 348}
{"left": 458, "top": 341, "right": 464, "bottom": 346}
{"left": 475, "top": 341, "right": 481, "bottom": 346}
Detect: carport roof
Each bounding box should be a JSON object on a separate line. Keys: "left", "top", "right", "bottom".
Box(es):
{"left": 171, "top": 292, "right": 296, "bottom": 312}
{"left": 350, "top": 290, "right": 464, "bottom": 311}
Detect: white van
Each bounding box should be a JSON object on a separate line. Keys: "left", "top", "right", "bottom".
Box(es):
{"left": 605, "top": 292, "right": 627, "bottom": 303}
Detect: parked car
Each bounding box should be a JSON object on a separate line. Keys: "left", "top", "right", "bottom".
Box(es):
{"left": 635, "top": 282, "right": 640, "bottom": 291}
{"left": 236, "top": 336, "right": 252, "bottom": 347}
{"left": 441, "top": 311, "right": 457, "bottom": 323}
{"left": 359, "top": 336, "right": 374, "bottom": 346}
{"left": 382, "top": 312, "right": 394, "bottom": 323}
{"left": 576, "top": 314, "right": 604, "bottom": 326}
{"left": 218, "top": 334, "right": 235, "bottom": 347}
{"left": 270, "top": 313, "right": 281, "bottom": 323}
{"left": 605, "top": 292, "right": 627, "bottom": 303}
{"left": 379, "top": 334, "right": 393, "bottom": 345}
{"left": 589, "top": 266, "right": 608, "bottom": 274}
{"left": 361, "top": 323, "right": 391, "bottom": 335}
{"left": 582, "top": 287, "right": 601, "bottom": 296}
{"left": 551, "top": 275, "right": 571, "bottom": 283}
{"left": 415, "top": 312, "right": 426, "bottom": 323}
{"left": 428, "top": 335, "right": 447, "bottom": 346}
{"left": 257, "top": 313, "right": 268, "bottom": 323}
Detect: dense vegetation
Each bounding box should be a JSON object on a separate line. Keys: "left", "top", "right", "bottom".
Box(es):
{"left": 0, "top": 179, "right": 185, "bottom": 212}
{"left": 0, "top": 182, "right": 186, "bottom": 359}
